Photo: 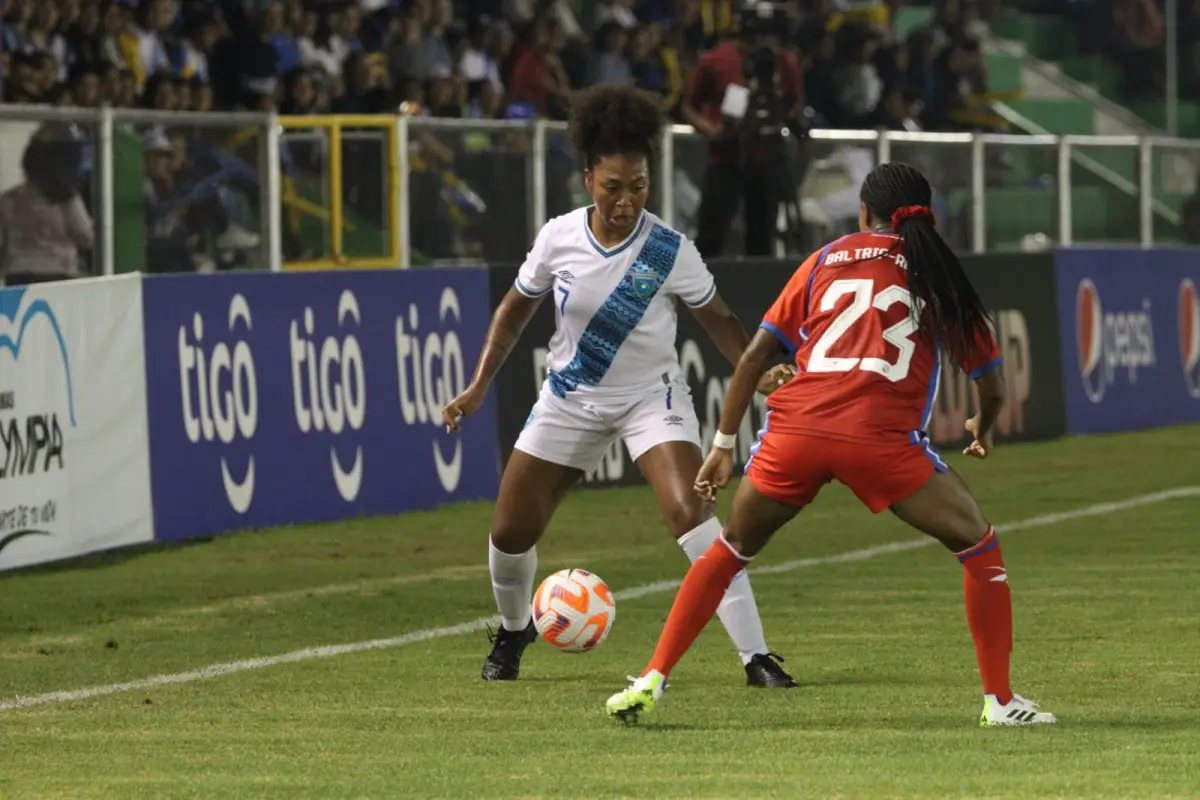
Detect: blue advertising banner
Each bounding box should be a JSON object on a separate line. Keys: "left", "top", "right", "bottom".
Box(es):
{"left": 1054, "top": 248, "right": 1200, "bottom": 434}
{"left": 142, "top": 269, "right": 499, "bottom": 542}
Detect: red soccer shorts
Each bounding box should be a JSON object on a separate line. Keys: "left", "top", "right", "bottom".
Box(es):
{"left": 745, "top": 428, "right": 946, "bottom": 513}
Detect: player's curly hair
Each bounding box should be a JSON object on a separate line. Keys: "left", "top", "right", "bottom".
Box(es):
{"left": 860, "top": 162, "right": 993, "bottom": 369}
{"left": 568, "top": 84, "right": 664, "bottom": 170}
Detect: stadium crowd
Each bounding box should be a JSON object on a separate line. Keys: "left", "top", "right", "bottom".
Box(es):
{"left": 1, "top": 0, "right": 1190, "bottom": 277}
{"left": 0, "top": 0, "right": 1012, "bottom": 134}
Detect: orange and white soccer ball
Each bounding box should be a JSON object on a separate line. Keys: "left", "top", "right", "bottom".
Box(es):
{"left": 532, "top": 569, "right": 616, "bottom": 652}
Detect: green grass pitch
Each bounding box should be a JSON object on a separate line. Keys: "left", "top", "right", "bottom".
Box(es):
{"left": 2, "top": 425, "right": 1199, "bottom": 798}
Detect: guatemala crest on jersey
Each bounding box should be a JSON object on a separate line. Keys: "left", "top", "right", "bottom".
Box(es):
{"left": 630, "top": 270, "right": 660, "bottom": 300}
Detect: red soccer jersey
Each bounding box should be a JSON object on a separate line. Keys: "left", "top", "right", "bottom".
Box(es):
{"left": 759, "top": 231, "right": 1003, "bottom": 443}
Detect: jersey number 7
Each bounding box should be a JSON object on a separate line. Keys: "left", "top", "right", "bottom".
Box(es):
{"left": 807, "top": 278, "right": 924, "bottom": 383}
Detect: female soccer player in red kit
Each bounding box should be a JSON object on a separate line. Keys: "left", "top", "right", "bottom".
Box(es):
{"left": 606, "top": 162, "right": 1057, "bottom": 727}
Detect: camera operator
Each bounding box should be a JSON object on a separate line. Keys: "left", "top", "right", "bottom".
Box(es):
{"left": 682, "top": 0, "right": 804, "bottom": 258}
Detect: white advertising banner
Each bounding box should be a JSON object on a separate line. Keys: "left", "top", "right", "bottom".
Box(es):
{"left": 0, "top": 274, "right": 153, "bottom": 571}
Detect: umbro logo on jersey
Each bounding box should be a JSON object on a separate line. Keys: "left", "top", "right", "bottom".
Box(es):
{"left": 556, "top": 270, "right": 575, "bottom": 284}
{"left": 664, "top": 415, "right": 683, "bottom": 426}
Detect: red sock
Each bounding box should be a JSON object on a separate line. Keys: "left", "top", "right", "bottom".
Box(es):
{"left": 957, "top": 526, "right": 1013, "bottom": 703}
{"left": 643, "top": 536, "right": 749, "bottom": 678}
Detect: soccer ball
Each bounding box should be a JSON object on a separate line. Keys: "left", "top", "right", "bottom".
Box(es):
{"left": 532, "top": 569, "right": 616, "bottom": 652}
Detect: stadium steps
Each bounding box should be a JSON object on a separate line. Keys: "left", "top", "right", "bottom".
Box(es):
{"left": 891, "top": 7, "right": 1167, "bottom": 246}
{"left": 981, "top": 13, "right": 1193, "bottom": 245}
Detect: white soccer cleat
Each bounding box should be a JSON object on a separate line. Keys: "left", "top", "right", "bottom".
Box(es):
{"left": 979, "top": 693, "right": 1057, "bottom": 727}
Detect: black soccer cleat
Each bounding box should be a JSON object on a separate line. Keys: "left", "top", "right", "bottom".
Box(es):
{"left": 745, "top": 652, "right": 799, "bottom": 688}
{"left": 481, "top": 620, "right": 539, "bottom": 681}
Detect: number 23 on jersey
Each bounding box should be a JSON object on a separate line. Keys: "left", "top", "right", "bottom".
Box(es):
{"left": 806, "top": 278, "right": 925, "bottom": 383}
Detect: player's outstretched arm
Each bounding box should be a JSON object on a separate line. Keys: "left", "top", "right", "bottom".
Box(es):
{"left": 689, "top": 291, "right": 751, "bottom": 366}
{"left": 442, "top": 288, "right": 545, "bottom": 431}
{"left": 689, "top": 293, "right": 794, "bottom": 394}
{"left": 964, "top": 368, "right": 1005, "bottom": 459}
{"left": 695, "top": 329, "right": 779, "bottom": 499}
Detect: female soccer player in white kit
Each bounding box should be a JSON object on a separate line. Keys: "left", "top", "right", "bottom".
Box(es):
{"left": 442, "top": 85, "right": 797, "bottom": 688}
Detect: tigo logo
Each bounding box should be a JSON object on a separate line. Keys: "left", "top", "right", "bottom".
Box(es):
{"left": 177, "top": 293, "right": 258, "bottom": 513}
{"left": 289, "top": 289, "right": 367, "bottom": 503}
{"left": 1075, "top": 278, "right": 1156, "bottom": 404}
{"left": 1180, "top": 278, "right": 1200, "bottom": 399}
{"left": 396, "top": 286, "right": 467, "bottom": 493}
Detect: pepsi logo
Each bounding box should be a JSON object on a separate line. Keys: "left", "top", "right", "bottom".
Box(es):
{"left": 1074, "top": 278, "right": 1157, "bottom": 404}
{"left": 1076, "top": 279, "right": 1104, "bottom": 402}
{"left": 1180, "top": 278, "right": 1200, "bottom": 399}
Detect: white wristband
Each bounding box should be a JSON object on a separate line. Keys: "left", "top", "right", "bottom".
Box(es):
{"left": 712, "top": 431, "right": 736, "bottom": 450}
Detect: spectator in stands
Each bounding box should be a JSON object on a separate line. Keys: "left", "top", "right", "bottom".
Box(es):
{"left": 112, "top": 67, "right": 140, "bottom": 107}
{"left": 336, "top": 51, "right": 392, "bottom": 112}
{"left": 630, "top": 24, "right": 667, "bottom": 97}
{"left": 2, "top": 0, "right": 33, "bottom": 57}
{"left": 212, "top": 5, "right": 281, "bottom": 109}
{"left": 877, "top": 86, "right": 923, "bottom": 131}
{"left": 417, "top": 0, "right": 456, "bottom": 82}
{"left": 459, "top": 16, "right": 504, "bottom": 93}
{"left": 1108, "top": 0, "right": 1164, "bottom": 101}
{"left": 595, "top": 0, "right": 639, "bottom": 30}
{"left": 4, "top": 53, "right": 44, "bottom": 103}
{"left": 653, "top": 22, "right": 686, "bottom": 113}
{"left": 142, "top": 127, "right": 199, "bottom": 273}
{"left": 264, "top": 2, "right": 301, "bottom": 74}
{"left": 466, "top": 76, "right": 503, "bottom": 119}
{"left": 831, "top": 24, "right": 885, "bottom": 128}
{"left": 922, "top": 0, "right": 963, "bottom": 51}
{"left": 387, "top": 10, "right": 426, "bottom": 84}
{"left": 926, "top": 35, "right": 984, "bottom": 130}
{"left": 175, "top": 11, "right": 223, "bottom": 83}
{"left": 693, "top": 0, "right": 736, "bottom": 50}
{"left": 143, "top": 72, "right": 177, "bottom": 110}
{"left": 329, "top": 2, "right": 367, "bottom": 74}
{"left": 279, "top": 67, "right": 320, "bottom": 114}
{"left": 0, "top": 123, "right": 93, "bottom": 286}
{"left": 590, "top": 22, "right": 633, "bottom": 86}
{"left": 122, "top": 0, "right": 173, "bottom": 90}
{"left": 298, "top": 7, "right": 341, "bottom": 77}
{"left": 509, "top": 17, "right": 571, "bottom": 118}
{"left": 69, "top": 64, "right": 103, "bottom": 106}
{"left": 27, "top": 3, "right": 70, "bottom": 83}
{"left": 426, "top": 63, "right": 464, "bottom": 117}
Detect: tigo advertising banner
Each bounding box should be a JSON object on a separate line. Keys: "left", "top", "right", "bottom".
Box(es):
{"left": 0, "top": 275, "right": 154, "bottom": 571}
{"left": 1054, "top": 248, "right": 1200, "bottom": 434}
{"left": 141, "top": 269, "right": 499, "bottom": 542}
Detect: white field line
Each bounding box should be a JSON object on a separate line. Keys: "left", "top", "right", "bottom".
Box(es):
{"left": 3, "top": 486, "right": 1198, "bottom": 712}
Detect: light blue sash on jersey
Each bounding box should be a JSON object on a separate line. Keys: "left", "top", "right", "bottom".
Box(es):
{"left": 548, "top": 224, "right": 682, "bottom": 398}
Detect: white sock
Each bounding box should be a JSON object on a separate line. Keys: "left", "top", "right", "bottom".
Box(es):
{"left": 677, "top": 517, "right": 768, "bottom": 665}
{"left": 489, "top": 538, "right": 537, "bottom": 632}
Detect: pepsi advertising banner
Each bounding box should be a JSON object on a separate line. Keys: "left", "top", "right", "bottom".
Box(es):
{"left": 141, "top": 269, "right": 500, "bottom": 542}
{"left": 1055, "top": 248, "right": 1200, "bottom": 434}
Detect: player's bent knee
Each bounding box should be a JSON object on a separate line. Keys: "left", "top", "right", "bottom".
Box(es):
{"left": 489, "top": 519, "right": 542, "bottom": 555}
{"left": 661, "top": 498, "right": 712, "bottom": 540}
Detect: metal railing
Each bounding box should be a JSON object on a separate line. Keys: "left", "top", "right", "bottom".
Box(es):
{"left": 1, "top": 105, "right": 1197, "bottom": 274}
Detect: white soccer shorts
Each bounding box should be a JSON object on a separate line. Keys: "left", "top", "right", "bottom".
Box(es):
{"left": 513, "top": 377, "right": 702, "bottom": 471}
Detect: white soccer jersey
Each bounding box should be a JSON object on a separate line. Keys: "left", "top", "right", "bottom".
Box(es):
{"left": 515, "top": 207, "right": 716, "bottom": 398}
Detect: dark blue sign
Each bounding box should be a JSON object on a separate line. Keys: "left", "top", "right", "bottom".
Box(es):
{"left": 142, "top": 269, "right": 499, "bottom": 542}
{"left": 1054, "top": 248, "right": 1200, "bottom": 434}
